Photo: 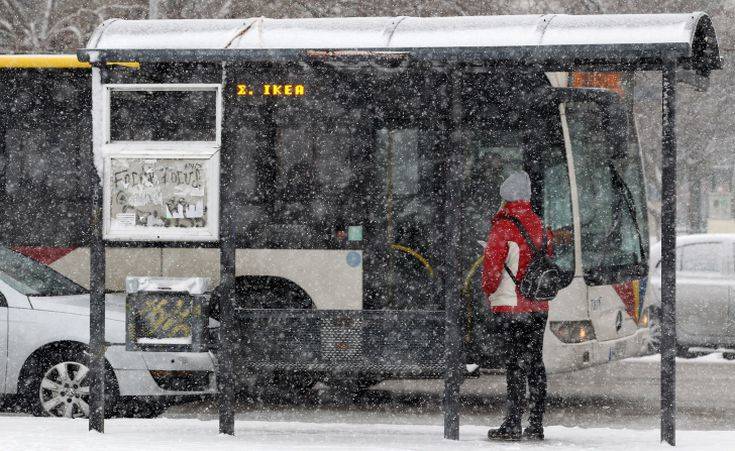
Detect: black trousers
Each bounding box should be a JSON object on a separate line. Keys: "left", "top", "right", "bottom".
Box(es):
{"left": 494, "top": 312, "right": 548, "bottom": 426}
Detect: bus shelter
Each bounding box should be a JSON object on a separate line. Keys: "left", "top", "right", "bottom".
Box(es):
{"left": 78, "top": 13, "right": 720, "bottom": 445}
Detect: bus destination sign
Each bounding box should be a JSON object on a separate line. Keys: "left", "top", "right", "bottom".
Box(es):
{"left": 236, "top": 83, "right": 305, "bottom": 97}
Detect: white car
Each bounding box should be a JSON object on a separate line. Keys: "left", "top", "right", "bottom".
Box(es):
{"left": 643, "top": 234, "right": 735, "bottom": 354}
{"left": 0, "top": 247, "right": 217, "bottom": 418}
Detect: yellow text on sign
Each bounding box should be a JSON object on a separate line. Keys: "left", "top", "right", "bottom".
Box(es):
{"left": 236, "top": 84, "right": 254, "bottom": 96}
{"left": 264, "top": 84, "right": 305, "bottom": 96}
{"left": 236, "top": 83, "right": 305, "bottom": 97}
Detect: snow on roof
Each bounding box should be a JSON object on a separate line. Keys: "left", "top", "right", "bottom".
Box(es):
{"left": 83, "top": 13, "right": 720, "bottom": 73}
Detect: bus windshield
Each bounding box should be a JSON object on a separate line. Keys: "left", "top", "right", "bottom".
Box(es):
{"left": 0, "top": 247, "right": 87, "bottom": 296}
{"left": 566, "top": 100, "right": 648, "bottom": 281}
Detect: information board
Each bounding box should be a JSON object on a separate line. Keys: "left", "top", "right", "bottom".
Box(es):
{"left": 105, "top": 155, "right": 218, "bottom": 240}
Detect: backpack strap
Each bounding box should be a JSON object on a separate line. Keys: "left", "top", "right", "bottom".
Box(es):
{"left": 503, "top": 263, "right": 518, "bottom": 285}
{"left": 497, "top": 214, "right": 544, "bottom": 258}
{"left": 497, "top": 214, "right": 547, "bottom": 286}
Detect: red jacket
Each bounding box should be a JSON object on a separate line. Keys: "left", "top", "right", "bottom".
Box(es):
{"left": 482, "top": 200, "right": 551, "bottom": 314}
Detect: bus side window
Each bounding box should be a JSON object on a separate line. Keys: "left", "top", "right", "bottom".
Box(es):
{"left": 229, "top": 126, "right": 266, "bottom": 236}
{"left": 369, "top": 128, "right": 439, "bottom": 310}
{"left": 265, "top": 124, "right": 358, "bottom": 247}
{"left": 1, "top": 72, "right": 91, "bottom": 246}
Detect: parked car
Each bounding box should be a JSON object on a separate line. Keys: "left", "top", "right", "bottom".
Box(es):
{"left": 0, "top": 247, "right": 217, "bottom": 418}
{"left": 643, "top": 234, "right": 735, "bottom": 355}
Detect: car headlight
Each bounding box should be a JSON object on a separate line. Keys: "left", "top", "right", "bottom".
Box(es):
{"left": 550, "top": 321, "right": 596, "bottom": 343}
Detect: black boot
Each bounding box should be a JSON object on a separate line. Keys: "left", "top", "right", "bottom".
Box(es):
{"left": 487, "top": 420, "right": 521, "bottom": 441}
{"left": 522, "top": 422, "right": 544, "bottom": 441}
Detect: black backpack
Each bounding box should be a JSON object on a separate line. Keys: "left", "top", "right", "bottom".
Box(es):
{"left": 500, "top": 215, "right": 563, "bottom": 302}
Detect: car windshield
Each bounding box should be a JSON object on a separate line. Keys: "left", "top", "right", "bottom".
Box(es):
{"left": 0, "top": 247, "right": 87, "bottom": 296}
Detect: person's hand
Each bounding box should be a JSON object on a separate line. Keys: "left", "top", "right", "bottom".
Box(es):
{"left": 552, "top": 228, "right": 574, "bottom": 246}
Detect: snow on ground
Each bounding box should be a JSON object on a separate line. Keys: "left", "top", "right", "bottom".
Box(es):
{"left": 2, "top": 417, "right": 735, "bottom": 451}
{"left": 627, "top": 351, "right": 735, "bottom": 364}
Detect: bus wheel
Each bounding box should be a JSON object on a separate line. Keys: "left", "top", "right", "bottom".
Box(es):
{"left": 263, "top": 371, "right": 316, "bottom": 395}
{"left": 325, "top": 376, "right": 380, "bottom": 395}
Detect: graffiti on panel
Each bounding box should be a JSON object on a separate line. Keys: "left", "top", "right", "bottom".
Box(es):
{"left": 110, "top": 158, "right": 207, "bottom": 230}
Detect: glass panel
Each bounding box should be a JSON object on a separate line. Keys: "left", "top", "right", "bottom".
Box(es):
{"left": 568, "top": 101, "right": 645, "bottom": 275}
{"left": 372, "top": 128, "right": 439, "bottom": 310}
{"left": 542, "top": 147, "right": 574, "bottom": 274}
{"left": 0, "top": 71, "right": 92, "bottom": 246}
{"left": 109, "top": 158, "right": 208, "bottom": 230}
{"left": 680, "top": 243, "right": 721, "bottom": 273}
{"left": 462, "top": 109, "right": 573, "bottom": 276}
{"left": 268, "top": 126, "right": 357, "bottom": 233}
{"left": 463, "top": 129, "right": 524, "bottom": 258}
{"left": 110, "top": 89, "right": 216, "bottom": 141}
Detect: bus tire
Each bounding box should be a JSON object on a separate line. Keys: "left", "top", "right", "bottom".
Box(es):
{"left": 259, "top": 371, "right": 316, "bottom": 395}
{"left": 324, "top": 376, "right": 380, "bottom": 395}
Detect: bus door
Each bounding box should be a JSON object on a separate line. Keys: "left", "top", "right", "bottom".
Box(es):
{"left": 363, "top": 127, "right": 442, "bottom": 311}
{"left": 561, "top": 90, "right": 648, "bottom": 345}
{"left": 460, "top": 73, "right": 576, "bottom": 364}
{"left": 360, "top": 70, "right": 443, "bottom": 312}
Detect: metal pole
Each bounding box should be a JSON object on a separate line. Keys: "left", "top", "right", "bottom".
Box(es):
{"left": 148, "top": 0, "right": 159, "bottom": 19}
{"left": 443, "top": 69, "right": 465, "bottom": 440}
{"left": 89, "top": 65, "right": 106, "bottom": 433}
{"left": 660, "top": 62, "right": 677, "bottom": 446}
{"left": 218, "top": 62, "right": 236, "bottom": 436}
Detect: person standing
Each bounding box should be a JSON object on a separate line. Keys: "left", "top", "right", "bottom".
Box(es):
{"left": 482, "top": 170, "right": 551, "bottom": 441}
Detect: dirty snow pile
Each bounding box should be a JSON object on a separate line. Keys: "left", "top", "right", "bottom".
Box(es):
{"left": 2, "top": 418, "right": 735, "bottom": 450}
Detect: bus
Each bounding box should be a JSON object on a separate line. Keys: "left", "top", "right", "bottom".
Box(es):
{"left": 0, "top": 46, "right": 649, "bottom": 386}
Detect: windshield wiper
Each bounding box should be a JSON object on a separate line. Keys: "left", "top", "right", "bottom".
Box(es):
{"left": 608, "top": 161, "right": 646, "bottom": 265}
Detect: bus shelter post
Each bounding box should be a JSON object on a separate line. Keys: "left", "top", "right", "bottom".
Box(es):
{"left": 443, "top": 69, "right": 465, "bottom": 440}
{"left": 660, "top": 61, "right": 677, "bottom": 446}
{"left": 218, "top": 62, "right": 236, "bottom": 436}
{"left": 89, "top": 64, "right": 106, "bottom": 433}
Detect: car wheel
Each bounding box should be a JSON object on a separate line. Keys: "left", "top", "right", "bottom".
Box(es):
{"left": 23, "top": 348, "right": 118, "bottom": 418}
{"left": 647, "top": 307, "right": 661, "bottom": 354}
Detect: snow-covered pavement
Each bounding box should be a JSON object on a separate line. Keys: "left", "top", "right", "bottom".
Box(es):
{"left": 3, "top": 417, "right": 735, "bottom": 451}
{"left": 5, "top": 354, "right": 735, "bottom": 449}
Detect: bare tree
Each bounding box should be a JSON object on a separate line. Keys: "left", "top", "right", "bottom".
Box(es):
{"left": 0, "top": 0, "right": 146, "bottom": 52}
{"left": 153, "top": 0, "right": 231, "bottom": 19}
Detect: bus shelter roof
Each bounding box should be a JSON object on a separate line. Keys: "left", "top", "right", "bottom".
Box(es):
{"left": 79, "top": 13, "right": 720, "bottom": 75}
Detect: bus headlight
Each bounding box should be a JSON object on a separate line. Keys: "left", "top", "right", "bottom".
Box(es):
{"left": 549, "top": 321, "right": 596, "bottom": 344}
{"left": 639, "top": 309, "right": 650, "bottom": 328}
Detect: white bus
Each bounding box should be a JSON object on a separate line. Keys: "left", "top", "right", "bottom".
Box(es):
{"left": 0, "top": 46, "right": 649, "bottom": 384}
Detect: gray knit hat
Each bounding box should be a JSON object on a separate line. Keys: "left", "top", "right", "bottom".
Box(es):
{"left": 500, "top": 170, "right": 531, "bottom": 201}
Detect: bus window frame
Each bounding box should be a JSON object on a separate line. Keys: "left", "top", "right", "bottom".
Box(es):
{"left": 101, "top": 83, "right": 222, "bottom": 242}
